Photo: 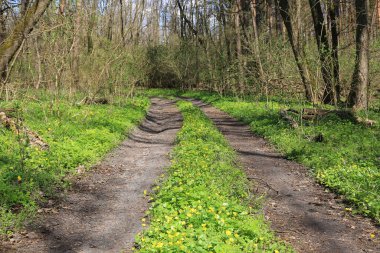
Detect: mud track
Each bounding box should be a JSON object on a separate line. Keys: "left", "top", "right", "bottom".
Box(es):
{"left": 190, "top": 99, "right": 379, "bottom": 253}
{"left": 4, "top": 98, "right": 182, "bottom": 253}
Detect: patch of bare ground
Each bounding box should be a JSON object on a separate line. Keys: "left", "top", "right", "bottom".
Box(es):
{"left": 190, "top": 99, "right": 379, "bottom": 253}
{"left": 1, "top": 98, "right": 182, "bottom": 253}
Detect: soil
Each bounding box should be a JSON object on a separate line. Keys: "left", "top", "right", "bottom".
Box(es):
{"left": 190, "top": 99, "right": 380, "bottom": 253}
{"left": 1, "top": 98, "right": 182, "bottom": 253}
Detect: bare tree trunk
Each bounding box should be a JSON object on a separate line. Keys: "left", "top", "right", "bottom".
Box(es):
{"left": 309, "top": 0, "right": 335, "bottom": 104}
{"left": 348, "top": 0, "right": 370, "bottom": 110}
{"left": 107, "top": 0, "right": 116, "bottom": 41}
{"left": 378, "top": 0, "right": 380, "bottom": 28}
{"left": 59, "top": 0, "right": 66, "bottom": 15}
{"left": 277, "top": 0, "right": 314, "bottom": 102}
{"left": 250, "top": 0, "right": 264, "bottom": 79}
{"left": 87, "top": 0, "right": 97, "bottom": 53}
{"left": 35, "top": 37, "right": 43, "bottom": 89}
{"left": 235, "top": 1, "right": 244, "bottom": 93}
{"left": 0, "top": 0, "right": 51, "bottom": 77}
{"left": 72, "top": 0, "right": 82, "bottom": 88}
{"left": 119, "top": 0, "right": 125, "bottom": 45}
{"left": 329, "top": 0, "right": 340, "bottom": 102}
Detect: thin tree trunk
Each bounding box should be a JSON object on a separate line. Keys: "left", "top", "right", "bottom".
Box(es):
{"left": 348, "top": 0, "right": 370, "bottom": 110}
{"left": 59, "top": 0, "right": 66, "bottom": 15}
{"left": 107, "top": 0, "right": 116, "bottom": 41}
{"left": 120, "top": 0, "right": 125, "bottom": 45}
{"left": 329, "top": 0, "right": 340, "bottom": 102}
{"left": 72, "top": 0, "right": 82, "bottom": 88}
{"left": 0, "top": 0, "right": 51, "bottom": 77}
{"left": 235, "top": 1, "right": 244, "bottom": 93}
{"left": 250, "top": 0, "right": 264, "bottom": 79}
{"left": 87, "top": 0, "right": 97, "bottom": 53}
{"left": 309, "top": 0, "right": 335, "bottom": 104}
{"left": 277, "top": 0, "right": 314, "bottom": 102}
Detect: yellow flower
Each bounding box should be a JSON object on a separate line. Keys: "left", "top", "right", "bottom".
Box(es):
{"left": 370, "top": 233, "right": 376, "bottom": 239}
{"left": 17, "top": 175, "right": 22, "bottom": 182}
{"left": 156, "top": 242, "right": 164, "bottom": 248}
{"left": 225, "top": 230, "right": 232, "bottom": 236}
{"left": 186, "top": 213, "right": 192, "bottom": 218}
{"left": 188, "top": 224, "right": 193, "bottom": 228}
{"left": 234, "top": 233, "right": 239, "bottom": 238}
{"left": 274, "top": 250, "right": 280, "bottom": 253}
{"left": 141, "top": 218, "right": 146, "bottom": 222}
{"left": 143, "top": 190, "right": 148, "bottom": 196}
{"left": 142, "top": 223, "right": 146, "bottom": 227}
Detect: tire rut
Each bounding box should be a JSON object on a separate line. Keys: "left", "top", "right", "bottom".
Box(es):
{"left": 5, "top": 98, "right": 182, "bottom": 253}
{"left": 190, "top": 99, "right": 379, "bottom": 253}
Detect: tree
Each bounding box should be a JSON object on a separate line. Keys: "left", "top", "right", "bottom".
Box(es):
{"left": 277, "top": 0, "right": 314, "bottom": 102}
{"left": 308, "top": 0, "right": 335, "bottom": 104}
{"left": 72, "top": 0, "right": 82, "bottom": 87}
{"left": 348, "top": 0, "right": 370, "bottom": 110}
{"left": 0, "top": 0, "right": 51, "bottom": 78}
{"left": 328, "top": 0, "right": 340, "bottom": 102}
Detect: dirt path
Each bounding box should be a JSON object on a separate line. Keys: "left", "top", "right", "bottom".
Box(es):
{"left": 3, "top": 98, "right": 182, "bottom": 253}
{"left": 190, "top": 99, "right": 379, "bottom": 253}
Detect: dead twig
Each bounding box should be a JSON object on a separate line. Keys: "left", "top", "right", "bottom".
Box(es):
{"left": 247, "top": 176, "right": 279, "bottom": 195}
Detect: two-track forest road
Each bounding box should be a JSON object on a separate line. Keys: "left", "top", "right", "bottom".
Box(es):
{"left": 190, "top": 99, "right": 379, "bottom": 253}
{"left": 3, "top": 98, "right": 182, "bottom": 253}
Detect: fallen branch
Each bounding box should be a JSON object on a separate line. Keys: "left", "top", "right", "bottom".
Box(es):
{"left": 280, "top": 108, "right": 376, "bottom": 127}
{"left": 247, "top": 176, "right": 279, "bottom": 195}
{"left": 0, "top": 110, "right": 49, "bottom": 150}
{"left": 79, "top": 96, "right": 109, "bottom": 105}
{"left": 280, "top": 109, "right": 299, "bottom": 128}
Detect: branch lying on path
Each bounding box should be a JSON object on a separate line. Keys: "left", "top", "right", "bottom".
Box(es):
{"left": 247, "top": 176, "right": 279, "bottom": 195}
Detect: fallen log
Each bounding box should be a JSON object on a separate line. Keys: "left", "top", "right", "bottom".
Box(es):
{"left": 280, "top": 110, "right": 299, "bottom": 128}
{"left": 0, "top": 110, "right": 49, "bottom": 150}
{"left": 81, "top": 97, "right": 109, "bottom": 105}
{"left": 280, "top": 108, "right": 376, "bottom": 127}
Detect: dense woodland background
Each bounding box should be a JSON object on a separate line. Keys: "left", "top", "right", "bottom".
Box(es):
{"left": 0, "top": 0, "right": 379, "bottom": 108}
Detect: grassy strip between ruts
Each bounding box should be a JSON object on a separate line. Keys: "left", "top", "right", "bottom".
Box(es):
{"left": 135, "top": 101, "right": 293, "bottom": 253}
{"left": 180, "top": 91, "right": 380, "bottom": 224}
{"left": 0, "top": 96, "right": 150, "bottom": 234}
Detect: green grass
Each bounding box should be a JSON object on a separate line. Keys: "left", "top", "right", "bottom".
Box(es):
{"left": 180, "top": 90, "right": 380, "bottom": 223}
{"left": 0, "top": 96, "right": 150, "bottom": 234}
{"left": 135, "top": 101, "right": 293, "bottom": 253}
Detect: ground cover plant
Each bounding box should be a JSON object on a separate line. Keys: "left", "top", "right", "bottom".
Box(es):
{"left": 135, "top": 100, "right": 293, "bottom": 253}
{"left": 0, "top": 95, "right": 149, "bottom": 234}
{"left": 181, "top": 90, "right": 380, "bottom": 223}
